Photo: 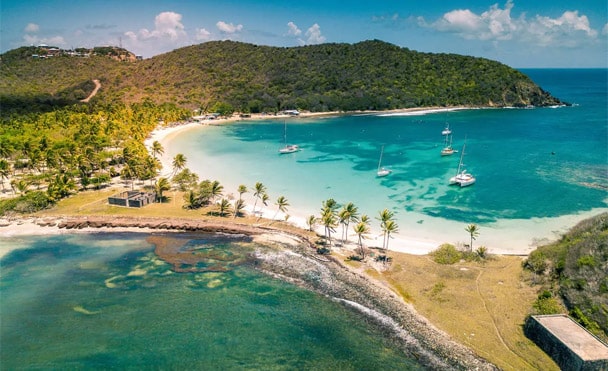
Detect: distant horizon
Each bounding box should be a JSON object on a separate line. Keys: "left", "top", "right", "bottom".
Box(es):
{"left": 2, "top": 1, "right": 606, "bottom": 69}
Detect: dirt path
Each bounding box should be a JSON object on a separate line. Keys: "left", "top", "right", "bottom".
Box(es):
{"left": 80, "top": 79, "right": 101, "bottom": 102}
{"left": 475, "top": 264, "right": 535, "bottom": 369}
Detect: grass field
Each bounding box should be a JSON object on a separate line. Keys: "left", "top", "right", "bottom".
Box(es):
{"left": 34, "top": 185, "right": 558, "bottom": 369}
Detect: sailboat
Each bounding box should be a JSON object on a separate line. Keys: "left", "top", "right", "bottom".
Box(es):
{"left": 278, "top": 120, "right": 300, "bottom": 154}
{"left": 440, "top": 123, "right": 456, "bottom": 156}
{"left": 449, "top": 141, "right": 475, "bottom": 187}
{"left": 376, "top": 145, "right": 392, "bottom": 177}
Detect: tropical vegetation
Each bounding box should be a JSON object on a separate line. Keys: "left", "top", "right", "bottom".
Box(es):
{"left": 522, "top": 212, "right": 608, "bottom": 341}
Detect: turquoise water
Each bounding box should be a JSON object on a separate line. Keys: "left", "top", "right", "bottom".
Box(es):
{"left": 0, "top": 233, "right": 422, "bottom": 369}
{"left": 167, "top": 69, "right": 607, "bottom": 251}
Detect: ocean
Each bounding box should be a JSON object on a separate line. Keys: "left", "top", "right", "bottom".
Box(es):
{"left": 0, "top": 233, "right": 423, "bottom": 369}
{"left": 165, "top": 69, "right": 608, "bottom": 253}
{"left": 1, "top": 69, "right": 606, "bottom": 369}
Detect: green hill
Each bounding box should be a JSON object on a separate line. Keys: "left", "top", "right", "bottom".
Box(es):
{"left": 524, "top": 213, "right": 608, "bottom": 340}
{"left": 1, "top": 40, "right": 565, "bottom": 114}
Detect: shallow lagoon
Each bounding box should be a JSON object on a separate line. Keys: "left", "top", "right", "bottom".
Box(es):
{"left": 166, "top": 69, "right": 607, "bottom": 252}
{"left": 0, "top": 233, "right": 423, "bottom": 369}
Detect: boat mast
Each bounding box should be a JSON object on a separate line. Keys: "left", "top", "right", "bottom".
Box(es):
{"left": 378, "top": 145, "right": 384, "bottom": 172}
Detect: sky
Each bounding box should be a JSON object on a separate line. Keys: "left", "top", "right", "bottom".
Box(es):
{"left": 1, "top": 0, "right": 607, "bottom": 68}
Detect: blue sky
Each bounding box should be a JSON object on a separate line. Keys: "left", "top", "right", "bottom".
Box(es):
{"left": 1, "top": 0, "right": 606, "bottom": 67}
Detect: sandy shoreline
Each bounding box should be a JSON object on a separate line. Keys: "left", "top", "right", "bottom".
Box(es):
{"left": 144, "top": 108, "right": 606, "bottom": 257}
{"left": 143, "top": 107, "right": 473, "bottom": 256}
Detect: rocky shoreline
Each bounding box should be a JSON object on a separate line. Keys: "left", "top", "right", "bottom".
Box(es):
{"left": 2, "top": 215, "right": 496, "bottom": 369}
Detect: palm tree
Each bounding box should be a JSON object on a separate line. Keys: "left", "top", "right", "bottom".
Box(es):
{"left": 151, "top": 140, "right": 164, "bottom": 160}
{"left": 353, "top": 221, "right": 370, "bottom": 258}
{"left": 183, "top": 190, "right": 198, "bottom": 210}
{"left": 273, "top": 196, "right": 289, "bottom": 220}
{"left": 218, "top": 198, "right": 231, "bottom": 217}
{"left": 171, "top": 153, "right": 187, "bottom": 177}
{"left": 0, "top": 159, "right": 10, "bottom": 191}
{"left": 338, "top": 202, "right": 359, "bottom": 243}
{"left": 306, "top": 215, "right": 317, "bottom": 232}
{"left": 237, "top": 184, "right": 248, "bottom": 201}
{"left": 209, "top": 180, "right": 224, "bottom": 202}
{"left": 252, "top": 182, "right": 266, "bottom": 214}
{"left": 465, "top": 224, "right": 480, "bottom": 252}
{"left": 256, "top": 192, "right": 270, "bottom": 220}
{"left": 382, "top": 220, "right": 399, "bottom": 251}
{"left": 320, "top": 206, "right": 338, "bottom": 247}
{"left": 154, "top": 177, "right": 171, "bottom": 202}
{"left": 233, "top": 199, "right": 246, "bottom": 218}
{"left": 377, "top": 208, "right": 395, "bottom": 250}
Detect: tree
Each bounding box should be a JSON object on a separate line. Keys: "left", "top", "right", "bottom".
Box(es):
{"left": 382, "top": 220, "right": 399, "bottom": 251}
{"left": 154, "top": 177, "right": 171, "bottom": 202}
{"left": 0, "top": 159, "right": 11, "bottom": 191}
{"left": 465, "top": 224, "right": 480, "bottom": 252}
{"left": 233, "top": 198, "right": 246, "bottom": 218}
{"left": 353, "top": 221, "right": 370, "bottom": 258}
{"left": 338, "top": 202, "right": 359, "bottom": 243}
{"left": 306, "top": 215, "right": 317, "bottom": 231}
{"left": 172, "top": 168, "right": 199, "bottom": 191}
{"left": 151, "top": 140, "right": 164, "bottom": 160}
{"left": 257, "top": 192, "right": 270, "bottom": 220}
{"left": 252, "top": 182, "right": 266, "bottom": 214}
{"left": 209, "top": 180, "right": 224, "bottom": 202}
{"left": 218, "top": 198, "right": 231, "bottom": 217}
{"left": 320, "top": 202, "right": 338, "bottom": 247}
{"left": 183, "top": 190, "right": 198, "bottom": 210}
{"left": 237, "top": 184, "right": 248, "bottom": 201}
{"left": 171, "top": 153, "right": 187, "bottom": 177}
{"left": 377, "top": 208, "right": 395, "bottom": 250}
{"left": 274, "top": 195, "right": 289, "bottom": 220}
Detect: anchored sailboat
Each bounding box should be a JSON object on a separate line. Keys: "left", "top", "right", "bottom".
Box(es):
{"left": 449, "top": 140, "right": 475, "bottom": 187}
{"left": 377, "top": 145, "right": 392, "bottom": 177}
{"left": 278, "top": 120, "right": 300, "bottom": 154}
{"left": 440, "top": 123, "right": 456, "bottom": 156}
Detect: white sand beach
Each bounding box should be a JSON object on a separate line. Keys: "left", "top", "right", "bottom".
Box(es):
{"left": 143, "top": 109, "right": 580, "bottom": 257}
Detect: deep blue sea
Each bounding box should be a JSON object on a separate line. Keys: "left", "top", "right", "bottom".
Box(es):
{"left": 166, "top": 69, "right": 608, "bottom": 252}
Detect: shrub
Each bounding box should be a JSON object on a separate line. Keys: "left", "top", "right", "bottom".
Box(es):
{"left": 430, "top": 243, "right": 462, "bottom": 264}
{"left": 0, "top": 191, "right": 53, "bottom": 215}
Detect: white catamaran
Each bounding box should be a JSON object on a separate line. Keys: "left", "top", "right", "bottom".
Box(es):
{"left": 449, "top": 141, "right": 475, "bottom": 187}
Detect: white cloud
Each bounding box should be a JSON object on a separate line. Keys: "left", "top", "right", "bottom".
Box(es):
{"left": 287, "top": 22, "right": 302, "bottom": 36}
{"left": 25, "top": 23, "right": 39, "bottom": 33}
{"left": 301, "top": 23, "right": 325, "bottom": 45}
{"left": 125, "top": 11, "right": 187, "bottom": 42}
{"left": 216, "top": 21, "right": 243, "bottom": 34}
{"left": 602, "top": 23, "right": 608, "bottom": 36}
{"left": 420, "top": 1, "right": 600, "bottom": 47}
{"left": 195, "top": 28, "right": 211, "bottom": 41}
{"left": 23, "top": 34, "right": 66, "bottom": 47}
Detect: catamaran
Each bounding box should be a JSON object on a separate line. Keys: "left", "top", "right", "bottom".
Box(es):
{"left": 278, "top": 120, "right": 300, "bottom": 154}
{"left": 377, "top": 145, "right": 392, "bottom": 177}
{"left": 449, "top": 141, "right": 475, "bottom": 187}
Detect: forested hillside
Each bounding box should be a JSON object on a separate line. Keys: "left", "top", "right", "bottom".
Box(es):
{"left": 1, "top": 40, "right": 565, "bottom": 115}
{"left": 524, "top": 213, "right": 608, "bottom": 340}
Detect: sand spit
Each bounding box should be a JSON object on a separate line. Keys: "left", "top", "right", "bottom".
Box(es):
{"left": 1, "top": 215, "right": 495, "bottom": 369}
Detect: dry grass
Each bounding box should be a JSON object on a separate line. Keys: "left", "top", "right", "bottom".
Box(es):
{"left": 34, "top": 187, "right": 556, "bottom": 369}
{"left": 374, "top": 252, "right": 559, "bottom": 370}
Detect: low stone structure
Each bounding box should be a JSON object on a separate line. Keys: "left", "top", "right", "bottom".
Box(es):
{"left": 108, "top": 191, "right": 156, "bottom": 207}
{"left": 524, "top": 314, "right": 608, "bottom": 370}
